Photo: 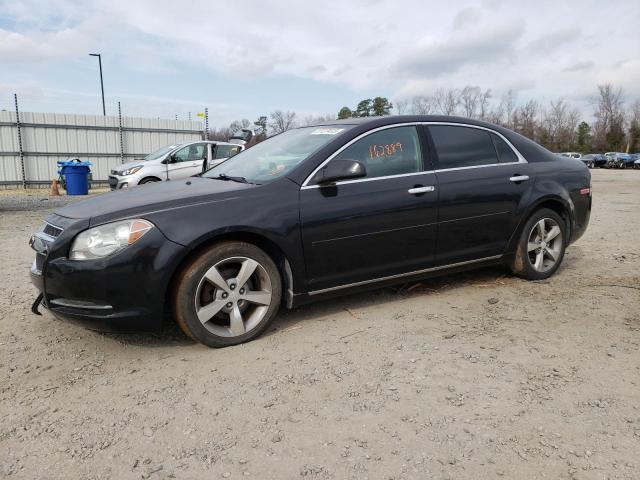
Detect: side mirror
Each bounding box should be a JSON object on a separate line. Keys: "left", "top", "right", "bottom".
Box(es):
{"left": 313, "top": 159, "right": 366, "bottom": 185}
{"left": 162, "top": 154, "right": 176, "bottom": 164}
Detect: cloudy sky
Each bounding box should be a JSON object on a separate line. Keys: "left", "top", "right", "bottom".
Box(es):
{"left": 0, "top": 0, "right": 638, "bottom": 126}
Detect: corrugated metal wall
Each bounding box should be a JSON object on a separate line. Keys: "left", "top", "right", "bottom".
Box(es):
{"left": 0, "top": 111, "right": 204, "bottom": 186}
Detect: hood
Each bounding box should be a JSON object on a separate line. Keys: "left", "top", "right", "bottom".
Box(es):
{"left": 55, "top": 177, "right": 255, "bottom": 224}
{"left": 111, "top": 159, "right": 149, "bottom": 174}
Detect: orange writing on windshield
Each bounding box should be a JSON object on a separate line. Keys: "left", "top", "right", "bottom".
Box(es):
{"left": 369, "top": 142, "right": 403, "bottom": 159}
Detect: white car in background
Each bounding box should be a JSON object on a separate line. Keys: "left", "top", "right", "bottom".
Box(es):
{"left": 108, "top": 141, "right": 243, "bottom": 190}
{"left": 559, "top": 152, "right": 582, "bottom": 159}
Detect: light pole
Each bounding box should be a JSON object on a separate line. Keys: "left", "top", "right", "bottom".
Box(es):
{"left": 89, "top": 53, "right": 106, "bottom": 116}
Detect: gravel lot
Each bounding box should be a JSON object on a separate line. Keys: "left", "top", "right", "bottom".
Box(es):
{"left": 1, "top": 170, "right": 639, "bottom": 479}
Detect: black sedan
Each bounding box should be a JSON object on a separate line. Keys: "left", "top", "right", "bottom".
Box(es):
{"left": 30, "top": 116, "right": 592, "bottom": 347}
{"left": 580, "top": 154, "right": 607, "bottom": 168}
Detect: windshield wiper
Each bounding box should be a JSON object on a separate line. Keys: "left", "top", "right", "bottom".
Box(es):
{"left": 216, "top": 173, "right": 248, "bottom": 183}
{"left": 213, "top": 173, "right": 259, "bottom": 185}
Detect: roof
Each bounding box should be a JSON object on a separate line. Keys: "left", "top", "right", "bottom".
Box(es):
{"left": 306, "top": 114, "right": 504, "bottom": 130}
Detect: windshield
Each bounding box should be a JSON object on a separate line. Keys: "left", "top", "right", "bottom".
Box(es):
{"left": 143, "top": 144, "right": 181, "bottom": 161}
{"left": 203, "top": 126, "right": 349, "bottom": 183}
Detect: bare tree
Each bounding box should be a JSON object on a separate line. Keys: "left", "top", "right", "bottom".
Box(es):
{"left": 496, "top": 90, "right": 517, "bottom": 128}
{"left": 512, "top": 100, "right": 539, "bottom": 140}
{"left": 269, "top": 110, "right": 297, "bottom": 134}
{"left": 539, "top": 99, "right": 580, "bottom": 151}
{"left": 394, "top": 99, "right": 410, "bottom": 115}
{"left": 433, "top": 88, "right": 460, "bottom": 115}
{"left": 628, "top": 99, "right": 640, "bottom": 152}
{"left": 411, "top": 95, "right": 434, "bottom": 115}
{"left": 228, "top": 118, "right": 251, "bottom": 134}
{"left": 593, "top": 83, "right": 625, "bottom": 150}
{"left": 478, "top": 89, "right": 492, "bottom": 120}
{"left": 630, "top": 99, "right": 640, "bottom": 125}
{"left": 460, "top": 86, "right": 484, "bottom": 118}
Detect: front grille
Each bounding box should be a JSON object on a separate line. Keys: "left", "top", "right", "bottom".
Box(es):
{"left": 43, "top": 223, "right": 63, "bottom": 238}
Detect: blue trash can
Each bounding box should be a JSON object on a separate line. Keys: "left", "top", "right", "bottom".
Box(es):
{"left": 57, "top": 160, "right": 92, "bottom": 195}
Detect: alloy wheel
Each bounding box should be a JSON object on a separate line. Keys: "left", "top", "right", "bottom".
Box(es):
{"left": 527, "top": 218, "right": 563, "bottom": 273}
{"left": 194, "top": 256, "right": 272, "bottom": 337}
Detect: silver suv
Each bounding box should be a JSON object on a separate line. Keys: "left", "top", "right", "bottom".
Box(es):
{"left": 108, "top": 141, "right": 243, "bottom": 190}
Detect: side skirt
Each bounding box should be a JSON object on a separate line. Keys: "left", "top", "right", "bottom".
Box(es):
{"left": 289, "top": 255, "right": 503, "bottom": 308}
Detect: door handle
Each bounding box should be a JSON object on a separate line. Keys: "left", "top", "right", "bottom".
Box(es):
{"left": 509, "top": 175, "right": 529, "bottom": 183}
{"left": 408, "top": 186, "right": 435, "bottom": 194}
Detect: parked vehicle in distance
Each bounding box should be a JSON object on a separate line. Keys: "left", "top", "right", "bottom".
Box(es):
{"left": 580, "top": 153, "right": 607, "bottom": 168}
{"left": 108, "top": 141, "right": 243, "bottom": 190}
{"left": 30, "top": 115, "right": 592, "bottom": 347}
{"left": 559, "top": 152, "right": 582, "bottom": 159}
{"left": 605, "top": 152, "right": 633, "bottom": 169}
{"left": 228, "top": 128, "right": 256, "bottom": 147}
{"left": 633, "top": 154, "right": 640, "bottom": 169}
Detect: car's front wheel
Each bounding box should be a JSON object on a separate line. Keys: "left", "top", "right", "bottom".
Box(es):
{"left": 139, "top": 177, "right": 161, "bottom": 185}
{"left": 509, "top": 208, "right": 566, "bottom": 280}
{"left": 173, "top": 241, "right": 281, "bottom": 347}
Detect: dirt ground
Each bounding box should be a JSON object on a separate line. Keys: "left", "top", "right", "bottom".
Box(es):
{"left": 1, "top": 170, "right": 638, "bottom": 479}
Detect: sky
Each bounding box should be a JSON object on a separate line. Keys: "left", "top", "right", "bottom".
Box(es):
{"left": 0, "top": 0, "right": 638, "bottom": 127}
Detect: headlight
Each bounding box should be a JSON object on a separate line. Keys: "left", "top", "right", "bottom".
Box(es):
{"left": 69, "top": 219, "right": 154, "bottom": 260}
{"left": 121, "top": 165, "right": 143, "bottom": 176}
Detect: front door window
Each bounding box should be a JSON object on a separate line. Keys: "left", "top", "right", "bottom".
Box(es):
{"left": 328, "top": 126, "right": 422, "bottom": 180}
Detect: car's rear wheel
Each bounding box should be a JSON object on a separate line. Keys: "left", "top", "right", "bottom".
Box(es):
{"left": 173, "top": 241, "right": 281, "bottom": 347}
{"left": 509, "top": 208, "right": 566, "bottom": 280}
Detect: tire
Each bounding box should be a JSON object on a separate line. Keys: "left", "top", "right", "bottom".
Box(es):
{"left": 173, "top": 241, "right": 282, "bottom": 347}
{"left": 619, "top": 162, "right": 626, "bottom": 169}
{"left": 509, "top": 208, "right": 566, "bottom": 281}
{"left": 587, "top": 161, "right": 594, "bottom": 169}
{"left": 139, "top": 177, "right": 161, "bottom": 185}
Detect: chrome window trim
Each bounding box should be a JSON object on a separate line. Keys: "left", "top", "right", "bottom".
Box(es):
{"left": 308, "top": 254, "right": 503, "bottom": 295}
{"left": 300, "top": 121, "right": 527, "bottom": 189}
{"left": 301, "top": 169, "right": 435, "bottom": 189}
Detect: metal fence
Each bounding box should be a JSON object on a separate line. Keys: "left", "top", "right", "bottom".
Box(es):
{"left": 0, "top": 103, "right": 205, "bottom": 188}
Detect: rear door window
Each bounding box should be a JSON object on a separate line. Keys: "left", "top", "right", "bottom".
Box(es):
{"left": 491, "top": 133, "right": 519, "bottom": 163}
{"left": 429, "top": 125, "right": 498, "bottom": 169}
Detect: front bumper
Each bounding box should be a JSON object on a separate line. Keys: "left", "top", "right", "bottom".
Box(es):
{"left": 30, "top": 217, "right": 185, "bottom": 333}
{"left": 108, "top": 175, "right": 131, "bottom": 190}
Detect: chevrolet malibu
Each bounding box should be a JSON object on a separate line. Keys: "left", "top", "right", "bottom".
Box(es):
{"left": 30, "top": 116, "right": 592, "bottom": 347}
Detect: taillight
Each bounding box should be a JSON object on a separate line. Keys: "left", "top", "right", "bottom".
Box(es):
{"left": 580, "top": 187, "right": 591, "bottom": 195}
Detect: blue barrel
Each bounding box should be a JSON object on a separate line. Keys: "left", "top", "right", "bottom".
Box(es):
{"left": 57, "top": 160, "right": 92, "bottom": 195}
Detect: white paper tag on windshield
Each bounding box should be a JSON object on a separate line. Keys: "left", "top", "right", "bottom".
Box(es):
{"left": 310, "top": 128, "right": 344, "bottom": 135}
